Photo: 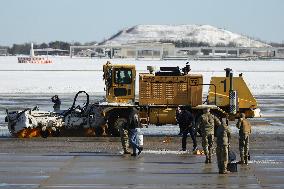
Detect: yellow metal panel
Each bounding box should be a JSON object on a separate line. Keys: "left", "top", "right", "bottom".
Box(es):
{"left": 148, "top": 108, "right": 177, "bottom": 125}
{"left": 104, "top": 63, "right": 136, "bottom": 103}
{"left": 139, "top": 74, "right": 203, "bottom": 106}
{"left": 208, "top": 76, "right": 258, "bottom": 109}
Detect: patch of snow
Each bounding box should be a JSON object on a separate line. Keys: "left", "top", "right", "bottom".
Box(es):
{"left": 142, "top": 150, "right": 192, "bottom": 155}
{"left": 252, "top": 160, "right": 282, "bottom": 164}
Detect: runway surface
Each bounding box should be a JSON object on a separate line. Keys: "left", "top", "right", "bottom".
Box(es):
{"left": 0, "top": 135, "right": 283, "bottom": 189}
{"left": 0, "top": 94, "right": 284, "bottom": 188}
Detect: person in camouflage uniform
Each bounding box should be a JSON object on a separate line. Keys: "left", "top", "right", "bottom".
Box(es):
{"left": 197, "top": 107, "right": 221, "bottom": 163}
{"left": 119, "top": 125, "right": 131, "bottom": 154}
{"left": 117, "top": 110, "right": 131, "bottom": 154}
{"left": 216, "top": 118, "right": 231, "bottom": 174}
{"left": 236, "top": 113, "right": 252, "bottom": 165}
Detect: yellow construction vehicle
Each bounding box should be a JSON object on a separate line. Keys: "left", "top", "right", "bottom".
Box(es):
{"left": 101, "top": 61, "right": 260, "bottom": 135}
{"left": 6, "top": 61, "right": 260, "bottom": 137}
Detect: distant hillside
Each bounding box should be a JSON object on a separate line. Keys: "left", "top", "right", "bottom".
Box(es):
{"left": 101, "top": 25, "right": 269, "bottom": 47}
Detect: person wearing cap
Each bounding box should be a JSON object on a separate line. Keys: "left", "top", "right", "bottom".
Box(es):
{"left": 51, "top": 95, "right": 61, "bottom": 111}
{"left": 236, "top": 113, "right": 252, "bottom": 165}
{"left": 216, "top": 118, "right": 231, "bottom": 174}
{"left": 176, "top": 106, "right": 197, "bottom": 151}
{"left": 197, "top": 107, "right": 221, "bottom": 163}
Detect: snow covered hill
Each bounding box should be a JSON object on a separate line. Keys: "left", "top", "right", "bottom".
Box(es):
{"left": 102, "top": 25, "right": 269, "bottom": 47}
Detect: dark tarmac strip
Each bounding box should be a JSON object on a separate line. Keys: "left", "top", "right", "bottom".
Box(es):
{"left": 0, "top": 137, "right": 284, "bottom": 189}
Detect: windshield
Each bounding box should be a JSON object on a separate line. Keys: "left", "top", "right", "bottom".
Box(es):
{"left": 114, "top": 68, "right": 132, "bottom": 84}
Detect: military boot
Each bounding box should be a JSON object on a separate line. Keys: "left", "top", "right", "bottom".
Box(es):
{"left": 123, "top": 148, "right": 131, "bottom": 155}
{"left": 208, "top": 157, "right": 212, "bottom": 163}
{"left": 220, "top": 170, "right": 230, "bottom": 174}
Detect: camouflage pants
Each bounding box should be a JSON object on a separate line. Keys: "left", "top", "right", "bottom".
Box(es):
{"left": 202, "top": 134, "right": 214, "bottom": 161}
{"left": 239, "top": 133, "right": 249, "bottom": 158}
{"left": 119, "top": 127, "right": 130, "bottom": 152}
{"left": 216, "top": 145, "right": 228, "bottom": 173}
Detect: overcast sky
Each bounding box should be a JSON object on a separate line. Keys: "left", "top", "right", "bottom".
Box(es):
{"left": 1, "top": 0, "right": 283, "bottom": 46}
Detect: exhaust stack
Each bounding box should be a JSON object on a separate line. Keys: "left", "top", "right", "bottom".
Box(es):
{"left": 224, "top": 68, "right": 238, "bottom": 114}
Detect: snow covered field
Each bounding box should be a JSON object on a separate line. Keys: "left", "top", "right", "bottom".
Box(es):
{"left": 0, "top": 56, "right": 284, "bottom": 95}
{"left": 0, "top": 56, "right": 283, "bottom": 137}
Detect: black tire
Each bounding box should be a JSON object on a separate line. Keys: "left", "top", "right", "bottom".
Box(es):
{"left": 95, "top": 127, "right": 104, "bottom": 136}
{"left": 51, "top": 128, "right": 60, "bottom": 137}
{"left": 40, "top": 130, "right": 49, "bottom": 138}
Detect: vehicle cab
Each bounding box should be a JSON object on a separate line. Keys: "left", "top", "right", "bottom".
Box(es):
{"left": 103, "top": 61, "right": 136, "bottom": 104}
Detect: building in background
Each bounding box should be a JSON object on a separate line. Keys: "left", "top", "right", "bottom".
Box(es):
{"left": 0, "top": 47, "right": 8, "bottom": 56}
{"left": 34, "top": 48, "right": 69, "bottom": 56}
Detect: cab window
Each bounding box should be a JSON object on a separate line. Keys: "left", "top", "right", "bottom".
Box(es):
{"left": 114, "top": 69, "right": 132, "bottom": 84}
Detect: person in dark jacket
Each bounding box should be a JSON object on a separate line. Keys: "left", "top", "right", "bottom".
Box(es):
{"left": 176, "top": 106, "right": 197, "bottom": 151}
{"left": 51, "top": 95, "right": 61, "bottom": 111}
{"left": 127, "top": 108, "right": 143, "bottom": 156}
